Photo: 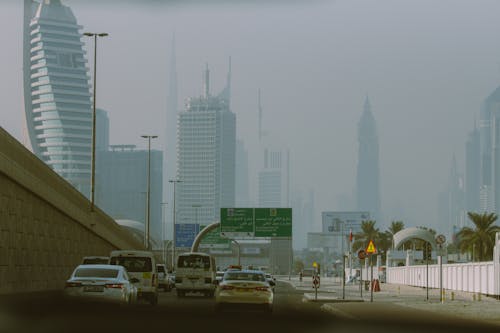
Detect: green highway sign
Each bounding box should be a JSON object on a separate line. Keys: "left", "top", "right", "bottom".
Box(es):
{"left": 199, "top": 225, "right": 231, "bottom": 249}
{"left": 220, "top": 208, "right": 292, "bottom": 239}
{"left": 254, "top": 208, "right": 292, "bottom": 238}
{"left": 220, "top": 208, "right": 255, "bottom": 238}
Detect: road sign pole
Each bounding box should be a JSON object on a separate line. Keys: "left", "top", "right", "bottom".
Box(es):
{"left": 360, "top": 260, "right": 363, "bottom": 298}
{"left": 342, "top": 255, "right": 346, "bottom": 300}
{"left": 370, "top": 255, "right": 374, "bottom": 303}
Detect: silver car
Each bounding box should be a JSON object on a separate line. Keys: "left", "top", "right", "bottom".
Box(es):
{"left": 64, "top": 264, "right": 137, "bottom": 305}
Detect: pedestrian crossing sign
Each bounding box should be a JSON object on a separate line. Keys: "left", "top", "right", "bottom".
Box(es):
{"left": 366, "top": 240, "right": 377, "bottom": 254}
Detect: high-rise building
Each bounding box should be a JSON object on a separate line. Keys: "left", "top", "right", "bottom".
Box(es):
{"left": 176, "top": 65, "right": 236, "bottom": 227}
{"left": 235, "top": 140, "right": 250, "bottom": 207}
{"left": 465, "top": 125, "right": 480, "bottom": 215}
{"left": 96, "top": 145, "right": 163, "bottom": 241}
{"left": 23, "top": 0, "right": 92, "bottom": 196}
{"left": 437, "top": 156, "right": 465, "bottom": 236}
{"left": 479, "top": 87, "right": 500, "bottom": 212}
{"left": 96, "top": 108, "right": 109, "bottom": 152}
{"left": 258, "top": 148, "right": 290, "bottom": 207}
{"left": 355, "top": 97, "right": 381, "bottom": 222}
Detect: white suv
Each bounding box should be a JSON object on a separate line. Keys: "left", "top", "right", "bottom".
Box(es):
{"left": 109, "top": 250, "right": 158, "bottom": 305}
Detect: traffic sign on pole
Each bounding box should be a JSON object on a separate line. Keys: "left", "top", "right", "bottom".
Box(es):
{"left": 366, "top": 240, "right": 377, "bottom": 254}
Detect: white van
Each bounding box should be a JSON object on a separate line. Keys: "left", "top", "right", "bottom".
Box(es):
{"left": 175, "top": 252, "right": 216, "bottom": 297}
{"left": 109, "top": 250, "right": 158, "bottom": 305}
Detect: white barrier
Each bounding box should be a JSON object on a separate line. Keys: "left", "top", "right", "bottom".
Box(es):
{"left": 387, "top": 232, "right": 500, "bottom": 296}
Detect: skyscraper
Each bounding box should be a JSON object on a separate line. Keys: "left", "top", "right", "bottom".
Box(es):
{"left": 465, "top": 125, "right": 480, "bottom": 215}
{"left": 235, "top": 140, "right": 250, "bottom": 207}
{"left": 479, "top": 87, "right": 500, "bottom": 212}
{"left": 23, "top": 0, "right": 92, "bottom": 196}
{"left": 355, "top": 97, "right": 381, "bottom": 222}
{"left": 176, "top": 65, "right": 236, "bottom": 227}
{"left": 96, "top": 145, "right": 163, "bottom": 241}
{"left": 258, "top": 148, "right": 290, "bottom": 207}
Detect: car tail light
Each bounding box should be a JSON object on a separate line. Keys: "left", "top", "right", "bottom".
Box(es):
{"left": 105, "top": 283, "right": 124, "bottom": 289}
{"left": 221, "top": 285, "right": 234, "bottom": 290}
{"left": 65, "top": 282, "right": 82, "bottom": 288}
{"left": 255, "top": 286, "right": 269, "bottom": 292}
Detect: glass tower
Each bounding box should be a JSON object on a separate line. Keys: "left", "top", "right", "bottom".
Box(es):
{"left": 23, "top": 0, "right": 92, "bottom": 196}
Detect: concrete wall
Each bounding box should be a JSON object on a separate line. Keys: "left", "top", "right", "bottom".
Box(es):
{"left": 0, "top": 128, "right": 143, "bottom": 294}
{"left": 386, "top": 233, "right": 500, "bottom": 295}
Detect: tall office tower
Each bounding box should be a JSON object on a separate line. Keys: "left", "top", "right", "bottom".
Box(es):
{"left": 355, "top": 97, "right": 381, "bottom": 222}
{"left": 96, "top": 145, "right": 163, "bottom": 241}
{"left": 23, "top": 0, "right": 92, "bottom": 196}
{"left": 258, "top": 149, "right": 290, "bottom": 207}
{"left": 479, "top": 87, "right": 500, "bottom": 212}
{"left": 176, "top": 65, "right": 236, "bottom": 227}
{"left": 490, "top": 91, "right": 500, "bottom": 214}
{"left": 465, "top": 125, "right": 480, "bottom": 216}
{"left": 438, "top": 156, "right": 465, "bottom": 235}
{"left": 291, "top": 189, "right": 315, "bottom": 250}
{"left": 235, "top": 140, "right": 250, "bottom": 207}
{"left": 258, "top": 148, "right": 291, "bottom": 274}
{"left": 96, "top": 108, "right": 109, "bottom": 152}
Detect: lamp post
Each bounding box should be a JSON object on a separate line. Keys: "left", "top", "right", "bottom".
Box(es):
{"left": 169, "top": 179, "right": 182, "bottom": 268}
{"left": 161, "top": 202, "right": 168, "bottom": 262}
{"left": 141, "top": 135, "right": 158, "bottom": 250}
{"left": 83, "top": 32, "right": 108, "bottom": 212}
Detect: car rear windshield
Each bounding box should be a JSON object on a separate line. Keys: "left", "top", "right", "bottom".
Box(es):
{"left": 177, "top": 255, "right": 210, "bottom": 269}
{"left": 109, "top": 257, "right": 152, "bottom": 272}
{"left": 74, "top": 268, "right": 119, "bottom": 278}
{"left": 224, "top": 272, "right": 265, "bottom": 282}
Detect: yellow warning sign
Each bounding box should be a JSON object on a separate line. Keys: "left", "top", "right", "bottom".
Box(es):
{"left": 366, "top": 240, "right": 377, "bottom": 254}
{"left": 312, "top": 262, "right": 318, "bottom": 268}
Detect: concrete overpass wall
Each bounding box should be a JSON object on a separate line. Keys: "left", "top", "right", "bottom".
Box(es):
{"left": 0, "top": 128, "right": 143, "bottom": 294}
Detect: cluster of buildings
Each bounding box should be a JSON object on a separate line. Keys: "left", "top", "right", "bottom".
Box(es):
{"left": 22, "top": 0, "right": 317, "bottom": 274}
{"left": 439, "top": 86, "right": 500, "bottom": 239}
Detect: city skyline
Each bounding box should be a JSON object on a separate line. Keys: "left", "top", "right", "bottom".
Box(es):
{"left": 4, "top": 0, "right": 500, "bottom": 237}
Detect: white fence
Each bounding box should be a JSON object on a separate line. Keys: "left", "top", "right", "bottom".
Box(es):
{"left": 386, "top": 261, "right": 496, "bottom": 295}
{"left": 386, "top": 233, "right": 500, "bottom": 296}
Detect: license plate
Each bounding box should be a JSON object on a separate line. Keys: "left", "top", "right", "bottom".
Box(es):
{"left": 84, "top": 286, "right": 103, "bottom": 292}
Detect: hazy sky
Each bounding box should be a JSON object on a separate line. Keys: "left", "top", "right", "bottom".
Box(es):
{"left": 2, "top": 0, "right": 500, "bottom": 235}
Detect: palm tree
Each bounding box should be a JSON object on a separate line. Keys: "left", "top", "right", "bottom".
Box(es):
{"left": 457, "top": 212, "right": 500, "bottom": 261}
{"left": 388, "top": 221, "right": 405, "bottom": 237}
{"left": 352, "top": 220, "right": 379, "bottom": 252}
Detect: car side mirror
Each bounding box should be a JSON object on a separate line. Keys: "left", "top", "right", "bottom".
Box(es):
{"left": 130, "top": 277, "right": 140, "bottom": 284}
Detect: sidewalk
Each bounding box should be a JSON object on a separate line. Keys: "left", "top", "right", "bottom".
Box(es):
{"left": 281, "top": 276, "right": 500, "bottom": 325}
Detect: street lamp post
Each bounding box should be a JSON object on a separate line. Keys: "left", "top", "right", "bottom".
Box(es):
{"left": 83, "top": 32, "right": 108, "bottom": 212}
{"left": 161, "top": 202, "right": 168, "bottom": 262}
{"left": 141, "top": 135, "right": 158, "bottom": 250}
{"left": 169, "top": 179, "right": 182, "bottom": 268}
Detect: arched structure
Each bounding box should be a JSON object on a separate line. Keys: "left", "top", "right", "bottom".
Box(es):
{"left": 393, "top": 227, "right": 437, "bottom": 250}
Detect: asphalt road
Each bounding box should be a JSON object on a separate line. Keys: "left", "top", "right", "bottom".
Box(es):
{"left": 1, "top": 280, "right": 498, "bottom": 333}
